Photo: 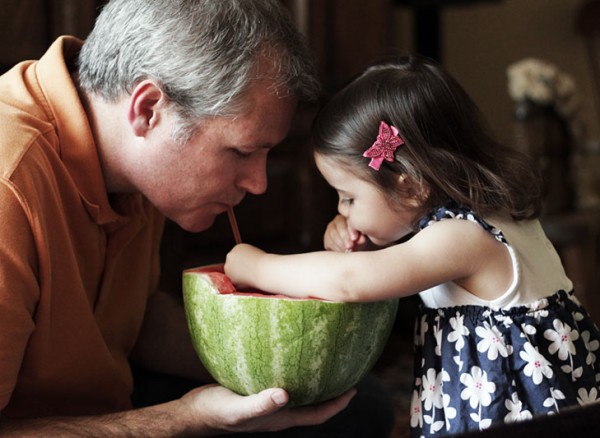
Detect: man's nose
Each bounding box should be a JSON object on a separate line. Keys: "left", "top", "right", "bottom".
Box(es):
{"left": 236, "top": 157, "right": 268, "bottom": 195}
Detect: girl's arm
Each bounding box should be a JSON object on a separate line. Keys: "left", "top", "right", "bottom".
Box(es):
{"left": 224, "top": 219, "right": 511, "bottom": 302}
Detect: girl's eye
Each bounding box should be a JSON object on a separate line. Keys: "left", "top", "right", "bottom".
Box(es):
{"left": 340, "top": 198, "right": 354, "bottom": 206}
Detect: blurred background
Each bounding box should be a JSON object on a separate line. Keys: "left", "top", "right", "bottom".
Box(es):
{"left": 3, "top": 2, "right": 600, "bottom": 434}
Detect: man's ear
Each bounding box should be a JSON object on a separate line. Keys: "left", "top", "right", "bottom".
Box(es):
{"left": 128, "top": 80, "right": 164, "bottom": 137}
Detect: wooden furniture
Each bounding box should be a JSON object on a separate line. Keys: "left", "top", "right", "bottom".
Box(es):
{"left": 394, "top": 0, "right": 503, "bottom": 61}
{"left": 280, "top": 0, "right": 398, "bottom": 90}
{"left": 0, "top": 0, "right": 101, "bottom": 73}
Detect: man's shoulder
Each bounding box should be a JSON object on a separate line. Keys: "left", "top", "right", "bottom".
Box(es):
{"left": 0, "top": 107, "right": 57, "bottom": 183}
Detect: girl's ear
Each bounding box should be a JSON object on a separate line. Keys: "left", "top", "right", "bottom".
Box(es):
{"left": 398, "top": 173, "right": 430, "bottom": 206}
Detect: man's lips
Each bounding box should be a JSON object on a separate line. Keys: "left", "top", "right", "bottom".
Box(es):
{"left": 216, "top": 198, "right": 244, "bottom": 214}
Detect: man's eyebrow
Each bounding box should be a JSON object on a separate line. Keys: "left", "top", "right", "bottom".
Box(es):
{"left": 239, "top": 142, "right": 276, "bottom": 150}
{"left": 232, "top": 143, "right": 277, "bottom": 153}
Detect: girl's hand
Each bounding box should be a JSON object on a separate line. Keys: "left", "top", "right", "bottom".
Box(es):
{"left": 323, "top": 215, "right": 367, "bottom": 252}
{"left": 225, "top": 243, "right": 266, "bottom": 289}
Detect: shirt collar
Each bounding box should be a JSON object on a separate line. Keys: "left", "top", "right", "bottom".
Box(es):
{"left": 36, "top": 36, "right": 127, "bottom": 225}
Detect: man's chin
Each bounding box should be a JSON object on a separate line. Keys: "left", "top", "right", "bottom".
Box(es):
{"left": 176, "top": 213, "right": 218, "bottom": 233}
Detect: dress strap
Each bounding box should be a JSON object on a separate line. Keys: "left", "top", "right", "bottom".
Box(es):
{"left": 417, "top": 202, "right": 508, "bottom": 245}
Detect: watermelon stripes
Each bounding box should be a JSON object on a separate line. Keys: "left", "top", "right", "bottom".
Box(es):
{"left": 183, "top": 267, "right": 398, "bottom": 406}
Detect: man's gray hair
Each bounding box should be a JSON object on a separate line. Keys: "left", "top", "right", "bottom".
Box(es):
{"left": 77, "top": 0, "right": 320, "bottom": 140}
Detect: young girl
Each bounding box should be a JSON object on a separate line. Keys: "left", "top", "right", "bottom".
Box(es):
{"left": 224, "top": 56, "right": 600, "bottom": 436}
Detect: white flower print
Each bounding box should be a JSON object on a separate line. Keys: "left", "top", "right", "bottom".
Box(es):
{"left": 520, "top": 342, "right": 553, "bottom": 384}
{"left": 543, "top": 387, "right": 566, "bottom": 411}
{"left": 476, "top": 321, "right": 513, "bottom": 360}
{"left": 421, "top": 368, "right": 450, "bottom": 411}
{"left": 504, "top": 392, "right": 532, "bottom": 423}
{"left": 494, "top": 314, "right": 514, "bottom": 329}
{"left": 545, "top": 319, "right": 579, "bottom": 361}
{"left": 460, "top": 366, "right": 495, "bottom": 430}
{"left": 521, "top": 323, "right": 537, "bottom": 338}
{"left": 577, "top": 387, "right": 599, "bottom": 405}
{"left": 573, "top": 310, "right": 585, "bottom": 322}
{"left": 433, "top": 322, "right": 443, "bottom": 357}
{"left": 448, "top": 312, "right": 470, "bottom": 352}
{"left": 441, "top": 392, "right": 457, "bottom": 431}
{"left": 530, "top": 307, "right": 549, "bottom": 323}
{"left": 453, "top": 354, "right": 465, "bottom": 372}
{"left": 460, "top": 366, "right": 496, "bottom": 409}
{"left": 410, "top": 389, "right": 424, "bottom": 428}
{"left": 421, "top": 369, "right": 451, "bottom": 435}
{"left": 581, "top": 330, "right": 599, "bottom": 365}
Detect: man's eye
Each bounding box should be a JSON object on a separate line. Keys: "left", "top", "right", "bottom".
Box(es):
{"left": 231, "top": 148, "right": 252, "bottom": 158}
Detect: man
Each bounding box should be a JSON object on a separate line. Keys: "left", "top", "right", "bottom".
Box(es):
{"left": 0, "top": 0, "right": 393, "bottom": 436}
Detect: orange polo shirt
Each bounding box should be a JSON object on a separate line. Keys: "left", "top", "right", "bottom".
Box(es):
{"left": 0, "top": 37, "right": 165, "bottom": 417}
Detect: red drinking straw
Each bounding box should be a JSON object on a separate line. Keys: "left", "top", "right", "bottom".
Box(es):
{"left": 227, "top": 206, "right": 242, "bottom": 244}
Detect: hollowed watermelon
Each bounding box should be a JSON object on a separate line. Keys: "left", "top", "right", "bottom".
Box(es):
{"left": 182, "top": 264, "right": 399, "bottom": 406}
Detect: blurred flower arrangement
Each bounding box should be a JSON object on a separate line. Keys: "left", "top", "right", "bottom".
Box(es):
{"left": 507, "top": 58, "right": 583, "bottom": 140}
{"left": 507, "top": 58, "right": 600, "bottom": 210}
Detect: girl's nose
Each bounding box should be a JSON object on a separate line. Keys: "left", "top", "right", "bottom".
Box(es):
{"left": 337, "top": 200, "right": 348, "bottom": 217}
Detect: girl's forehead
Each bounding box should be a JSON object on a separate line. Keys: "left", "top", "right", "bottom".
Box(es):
{"left": 314, "top": 153, "right": 352, "bottom": 181}
{"left": 315, "top": 153, "right": 373, "bottom": 191}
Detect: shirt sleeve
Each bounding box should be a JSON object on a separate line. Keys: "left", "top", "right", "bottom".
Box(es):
{"left": 0, "top": 178, "right": 39, "bottom": 411}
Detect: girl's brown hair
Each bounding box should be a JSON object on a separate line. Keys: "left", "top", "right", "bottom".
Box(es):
{"left": 312, "top": 55, "right": 542, "bottom": 222}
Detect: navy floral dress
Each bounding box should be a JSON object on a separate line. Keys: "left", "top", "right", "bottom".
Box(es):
{"left": 409, "top": 204, "right": 600, "bottom": 437}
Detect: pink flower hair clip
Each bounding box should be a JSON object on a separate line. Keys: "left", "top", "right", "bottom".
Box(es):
{"left": 362, "top": 121, "right": 404, "bottom": 171}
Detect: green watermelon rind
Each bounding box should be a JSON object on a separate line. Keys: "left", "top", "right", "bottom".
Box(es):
{"left": 182, "top": 269, "right": 399, "bottom": 406}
